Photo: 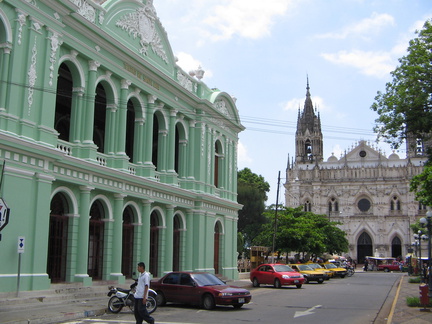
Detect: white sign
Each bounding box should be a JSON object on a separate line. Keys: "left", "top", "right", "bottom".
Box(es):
{"left": 0, "top": 198, "right": 9, "bottom": 231}
{"left": 17, "top": 236, "right": 25, "bottom": 253}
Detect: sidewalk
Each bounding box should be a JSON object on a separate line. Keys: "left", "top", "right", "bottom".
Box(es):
{"left": 0, "top": 272, "right": 432, "bottom": 324}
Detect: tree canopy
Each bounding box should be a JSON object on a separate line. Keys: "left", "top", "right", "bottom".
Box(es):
{"left": 371, "top": 19, "right": 432, "bottom": 150}
{"left": 253, "top": 206, "right": 349, "bottom": 257}
{"left": 237, "top": 168, "right": 270, "bottom": 249}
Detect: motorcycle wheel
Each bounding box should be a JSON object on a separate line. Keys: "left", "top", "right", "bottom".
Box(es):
{"left": 108, "top": 296, "right": 124, "bottom": 313}
{"left": 146, "top": 296, "right": 158, "bottom": 314}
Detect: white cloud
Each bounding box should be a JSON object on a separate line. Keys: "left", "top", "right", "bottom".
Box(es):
{"left": 237, "top": 140, "right": 253, "bottom": 166}
{"left": 283, "top": 96, "right": 328, "bottom": 112}
{"left": 317, "top": 12, "right": 395, "bottom": 40}
{"left": 321, "top": 50, "right": 394, "bottom": 78}
{"left": 175, "top": 52, "right": 213, "bottom": 79}
{"left": 202, "top": 0, "right": 291, "bottom": 41}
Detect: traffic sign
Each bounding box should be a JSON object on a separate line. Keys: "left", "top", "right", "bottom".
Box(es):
{"left": 18, "top": 236, "right": 25, "bottom": 253}
{"left": 0, "top": 198, "right": 10, "bottom": 231}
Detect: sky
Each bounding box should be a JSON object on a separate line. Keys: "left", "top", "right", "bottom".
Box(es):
{"left": 154, "top": 0, "right": 432, "bottom": 206}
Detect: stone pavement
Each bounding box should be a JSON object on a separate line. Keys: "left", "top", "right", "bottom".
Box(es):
{"left": 1, "top": 272, "right": 432, "bottom": 324}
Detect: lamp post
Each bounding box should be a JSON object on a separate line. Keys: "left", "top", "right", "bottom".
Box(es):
{"left": 412, "top": 240, "right": 419, "bottom": 275}
{"left": 414, "top": 230, "right": 427, "bottom": 281}
{"left": 420, "top": 211, "right": 432, "bottom": 297}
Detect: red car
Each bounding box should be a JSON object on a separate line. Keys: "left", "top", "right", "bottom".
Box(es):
{"left": 250, "top": 263, "right": 305, "bottom": 288}
{"left": 151, "top": 272, "right": 251, "bottom": 310}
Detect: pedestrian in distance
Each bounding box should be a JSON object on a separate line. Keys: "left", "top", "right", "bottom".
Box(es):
{"left": 134, "top": 262, "right": 155, "bottom": 324}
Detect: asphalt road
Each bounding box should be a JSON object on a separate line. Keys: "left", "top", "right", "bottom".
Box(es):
{"left": 60, "top": 271, "right": 403, "bottom": 324}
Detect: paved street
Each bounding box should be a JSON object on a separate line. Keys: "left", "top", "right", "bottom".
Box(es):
{"left": 59, "top": 271, "right": 402, "bottom": 324}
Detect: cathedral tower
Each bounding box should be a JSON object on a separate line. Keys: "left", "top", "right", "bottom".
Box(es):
{"left": 295, "top": 78, "right": 323, "bottom": 163}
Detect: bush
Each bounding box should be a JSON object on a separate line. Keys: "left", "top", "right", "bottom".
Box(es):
{"left": 406, "top": 296, "right": 432, "bottom": 307}
{"left": 408, "top": 277, "right": 421, "bottom": 283}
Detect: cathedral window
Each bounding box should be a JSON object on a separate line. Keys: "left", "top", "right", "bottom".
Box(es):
{"left": 328, "top": 197, "right": 339, "bottom": 213}
{"left": 390, "top": 196, "right": 401, "bottom": 211}
{"left": 304, "top": 200, "right": 311, "bottom": 212}
{"left": 357, "top": 198, "right": 371, "bottom": 212}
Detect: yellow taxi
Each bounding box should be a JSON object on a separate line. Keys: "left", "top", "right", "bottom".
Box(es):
{"left": 289, "top": 264, "right": 327, "bottom": 284}
{"left": 305, "top": 262, "right": 332, "bottom": 279}
{"left": 320, "top": 262, "right": 347, "bottom": 278}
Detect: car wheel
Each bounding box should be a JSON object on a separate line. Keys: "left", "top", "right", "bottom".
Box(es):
{"left": 155, "top": 291, "right": 166, "bottom": 306}
{"left": 296, "top": 284, "right": 302, "bottom": 289}
{"left": 274, "top": 278, "right": 281, "bottom": 288}
{"left": 202, "top": 294, "right": 215, "bottom": 310}
{"left": 252, "top": 277, "right": 260, "bottom": 287}
{"left": 233, "top": 303, "right": 243, "bottom": 309}
{"left": 303, "top": 276, "right": 309, "bottom": 284}
{"left": 318, "top": 278, "right": 324, "bottom": 284}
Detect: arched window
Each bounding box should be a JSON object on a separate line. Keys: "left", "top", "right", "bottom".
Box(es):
{"left": 304, "top": 200, "right": 311, "bottom": 212}
{"left": 125, "top": 100, "right": 135, "bottom": 162}
{"left": 93, "top": 83, "right": 107, "bottom": 153}
{"left": 390, "top": 196, "right": 401, "bottom": 211}
{"left": 54, "top": 63, "right": 73, "bottom": 141}
{"left": 214, "top": 140, "right": 223, "bottom": 188}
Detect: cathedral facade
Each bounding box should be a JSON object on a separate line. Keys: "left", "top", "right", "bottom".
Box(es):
{"left": 285, "top": 81, "right": 426, "bottom": 263}
{"left": 0, "top": 0, "right": 243, "bottom": 292}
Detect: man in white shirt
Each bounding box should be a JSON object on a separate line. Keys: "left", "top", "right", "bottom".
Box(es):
{"left": 134, "top": 262, "right": 155, "bottom": 324}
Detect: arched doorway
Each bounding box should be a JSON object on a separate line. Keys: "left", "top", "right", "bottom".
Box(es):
{"left": 122, "top": 206, "right": 134, "bottom": 278}
{"left": 88, "top": 200, "right": 105, "bottom": 280}
{"left": 357, "top": 232, "right": 372, "bottom": 264}
{"left": 150, "top": 211, "right": 159, "bottom": 277}
{"left": 391, "top": 236, "right": 402, "bottom": 259}
{"left": 214, "top": 222, "right": 222, "bottom": 275}
{"left": 47, "top": 192, "right": 69, "bottom": 283}
{"left": 173, "top": 215, "right": 181, "bottom": 271}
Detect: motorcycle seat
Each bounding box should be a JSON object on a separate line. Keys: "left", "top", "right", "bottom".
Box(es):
{"left": 117, "top": 288, "right": 131, "bottom": 293}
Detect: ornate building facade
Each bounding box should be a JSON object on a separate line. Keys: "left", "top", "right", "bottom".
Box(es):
{"left": 0, "top": 0, "right": 243, "bottom": 292}
{"left": 285, "top": 81, "right": 426, "bottom": 263}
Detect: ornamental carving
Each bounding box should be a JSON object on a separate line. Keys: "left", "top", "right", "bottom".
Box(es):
{"left": 177, "top": 71, "right": 195, "bottom": 92}
{"left": 71, "top": 0, "right": 96, "bottom": 23}
{"left": 214, "top": 100, "right": 230, "bottom": 117}
{"left": 116, "top": 0, "right": 168, "bottom": 63}
{"left": 48, "top": 32, "right": 62, "bottom": 86}
{"left": 27, "top": 37, "right": 38, "bottom": 115}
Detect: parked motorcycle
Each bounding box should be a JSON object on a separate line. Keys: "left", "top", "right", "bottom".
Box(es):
{"left": 107, "top": 279, "right": 157, "bottom": 314}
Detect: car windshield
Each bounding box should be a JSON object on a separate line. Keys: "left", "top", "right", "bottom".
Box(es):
{"left": 298, "top": 264, "right": 313, "bottom": 271}
{"left": 273, "top": 264, "right": 294, "bottom": 272}
{"left": 324, "top": 263, "right": 337, "bottom": 269}
{"left": 192, "top": 273, "right": 225, "bottom": 286}
{"left": 308, "top": 264, "right": 321, "bottom": 269}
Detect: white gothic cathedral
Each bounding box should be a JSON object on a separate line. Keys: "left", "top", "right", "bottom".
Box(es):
{"left": 284, "top": 80, "right": 427, "bottom": 263}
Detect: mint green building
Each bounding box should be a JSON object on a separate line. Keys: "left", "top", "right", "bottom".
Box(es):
{"left": 0, "top": 0, "right": 243, "bottom": 292}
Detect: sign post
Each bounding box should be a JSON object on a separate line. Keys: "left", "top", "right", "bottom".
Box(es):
{"left": 16, "top": 236, "right": 25, "bottom": 297}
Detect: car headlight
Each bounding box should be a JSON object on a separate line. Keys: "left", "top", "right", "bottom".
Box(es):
{"left": 281, "top": 275, "right": 290, "bottom": 279}
{"left": 219, "top": 292, "right": 233, "bottom": 296}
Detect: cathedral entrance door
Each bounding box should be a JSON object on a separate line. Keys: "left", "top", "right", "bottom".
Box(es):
{"left": 357, "top": 232, "right": 372, "bottom": 264}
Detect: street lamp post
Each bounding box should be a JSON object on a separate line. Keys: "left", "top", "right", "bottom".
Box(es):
{"left": 420, "top": 211, "right": 432, "bottom": 298}
{"left": 412, "top": 240, "right": 419, "bottom": 275}
{"left": 414, "top": 230, "right": 428, "bottom": 281}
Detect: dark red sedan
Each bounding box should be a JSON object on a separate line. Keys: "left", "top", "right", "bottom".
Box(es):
{"left": 151, "top": 272, "right": 251, "bottom": 310}
{"left": 250, "top": 263, "right": 305, "bottom": 288}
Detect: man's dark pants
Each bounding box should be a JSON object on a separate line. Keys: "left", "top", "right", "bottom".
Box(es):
{"left": 134, "top": 298, "right": 154, "bottom": 324}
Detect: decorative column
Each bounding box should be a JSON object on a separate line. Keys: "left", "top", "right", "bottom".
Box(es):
{"left": 184, "top": 209, "right": 194, "bottom": 271}
{"left": 69, "top": 87, "right": 85, "bottom": 144}
{"left": 143, "top": 95, "right": 156, "bottom": 176}
{"left": 75, "top": 186, "right": 93, "bottom": 286}
{"left": 83, "top": 61, "right": 100, "bottom": 144}
{"left": 141, "top": 200, "right": 152, "bottom": 268}
{"left": 187, "top": 120, "right": 196, "bottom": 180}
{"left": 111, "top": 193, "right": 126, "bottom": 282}
{"left": 116, "top": 79, "right": 131, "bottom": 155}
{"left": 164, "top": 205, "right": 174, "bottom": 274}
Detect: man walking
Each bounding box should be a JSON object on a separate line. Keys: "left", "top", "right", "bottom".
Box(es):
{"left": 134, "top": 262, "right": 155, "bottom": 324}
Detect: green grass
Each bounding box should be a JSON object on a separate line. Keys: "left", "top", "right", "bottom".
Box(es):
{"left": 406, "top": 296, "right": 432, "bottom": 307}
{"left": 408, "top": 276, "right": 422, "bottom": 283}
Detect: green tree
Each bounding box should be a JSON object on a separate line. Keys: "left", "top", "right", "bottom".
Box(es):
{"left": 253, "top": 207, "right": 349, "bottom": 258}
{"left": 237, "top": 168, "right": 270, "bottom": 248}
{"left": 371, "top": 19, "right": 432, "bottom": 149}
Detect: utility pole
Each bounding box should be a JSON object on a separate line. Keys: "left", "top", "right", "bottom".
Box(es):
{"left": 272, "top": 171, "right": 281, "bottom": 262}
